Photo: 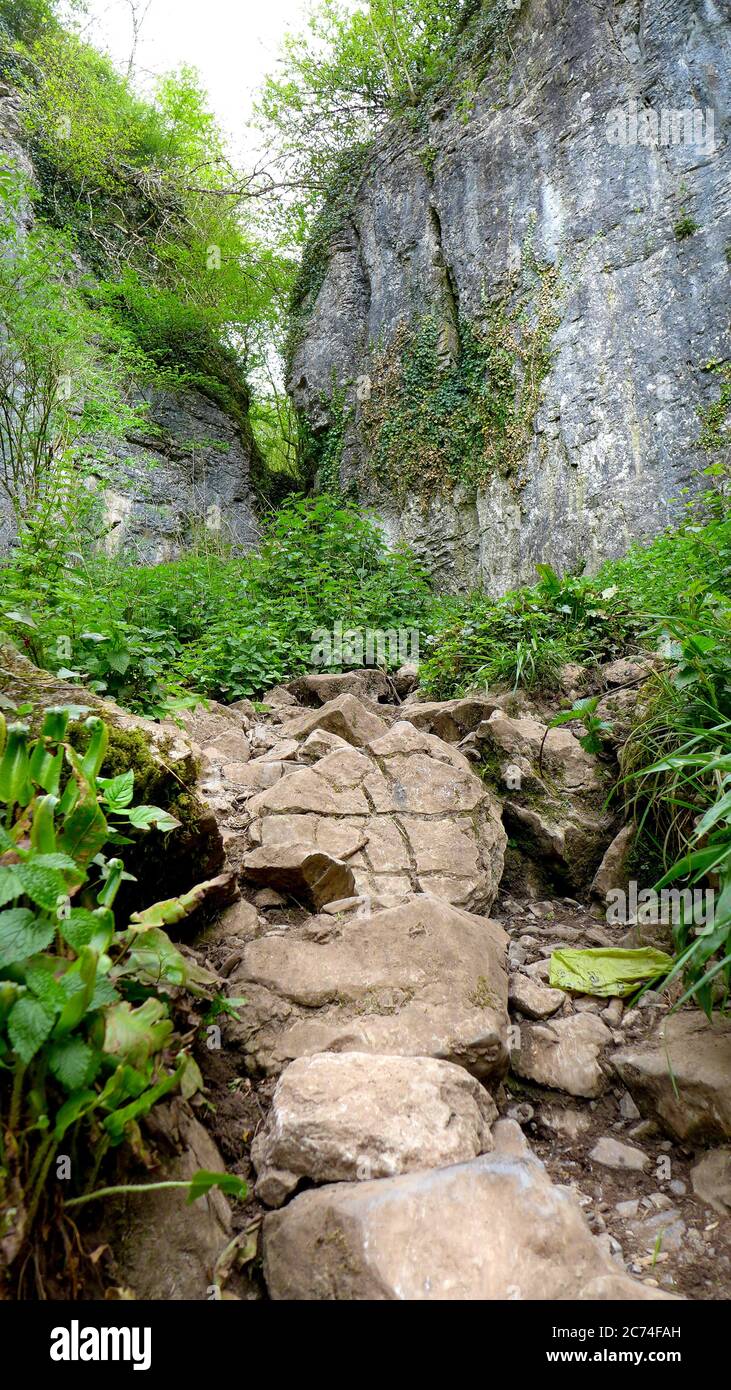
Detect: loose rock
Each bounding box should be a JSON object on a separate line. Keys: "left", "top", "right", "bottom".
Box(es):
{"left": 590, "top": 1136, "right": 649, "bottom": 1172}
{"left": 512, "top": 1014, "right": 612, "bottom": 1098}
{"left": 251, "top": 1051, "right": 497, "bottom": 1206}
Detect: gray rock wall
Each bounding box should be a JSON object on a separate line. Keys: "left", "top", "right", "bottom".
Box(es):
{"left": 290, "top": 0, "right": 731, "bottom": 592}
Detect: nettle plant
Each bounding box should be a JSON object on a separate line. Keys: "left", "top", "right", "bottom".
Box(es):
{"left": 0, "top": 705, "right": 244, "bottom": 1290}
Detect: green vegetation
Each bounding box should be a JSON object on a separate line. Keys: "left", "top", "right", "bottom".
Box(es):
{"left": 674, "top": 211, "right": 699, "bottom": 240}
{"left": 420, "top": 508, "right": 731, "bottom": 697}
{"left": 0, "top": 495, "right": 433, "bottom": 707}
{"left": 0, "top": 704, "right": 243, "bottom": 1296}
{"left": 620, "top": 604, "right": 731, "bottom": 1013}
{"left": 361, "top": 271, "right": 560, "bottom": 498}
{"left": 1, "top": 3, "right": 298, "bottom": 503}
{"left": 698, "top": 360, "right": 731, "bottom": 452}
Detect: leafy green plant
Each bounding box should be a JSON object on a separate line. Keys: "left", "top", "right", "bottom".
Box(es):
{"left": 621, "top": 604, "right": 731, "bottom": 1012}
{"left": 1, "top": 495, "right": 433, "bottom": 709}
{"left": 548, "top": 695, "right": 614, "bottom": 756}
{"left": 0, "top": 706, "right": 242, "bottom": 1294}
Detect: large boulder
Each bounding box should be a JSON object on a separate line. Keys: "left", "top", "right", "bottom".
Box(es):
{"left": 612, "top": 1013, "right": 731, "bottom": 1142}
{"left": 400, "top": 697, "right": 502, "bottom": 744}
{"left": 226, "top": 895, "right": 509, "bottom": 1082}
{"left": 474, "top": 710, "right": 617, "bottom": 894}
{"left": 251, "top": 1051, "right": 497, "bottom": 1206}
{"left": 244, "top": 719, "right": 506, "bottom": 912}
{"left": 261, "top": 1121, "right": 672, "bottom": 1301}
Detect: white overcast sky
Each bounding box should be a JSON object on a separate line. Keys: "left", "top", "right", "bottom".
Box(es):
{"left": 59, "top": 0, "right": 320, "bottom": 159}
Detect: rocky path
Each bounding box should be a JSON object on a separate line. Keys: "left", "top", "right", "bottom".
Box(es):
{"left": 165, "top": 670, "right": 731, "bottom": 1301}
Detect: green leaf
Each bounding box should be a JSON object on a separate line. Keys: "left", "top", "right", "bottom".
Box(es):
{"left": 25, "top": 962, "right": 67, "bottom": 1012}
{"left": 103, "top": 1068, "right": 180, "bottom": 1146}
{"left": 0, "top": 867, "right": 23, "bottom": 907}
{"left": 59, "top": 908, "right": 101, "bottom": 952}
{"left": 126, "top": 804, "right": 181, "bottom": 832}
{"left": 53, "top": 946, "right": 99, "bottom": 1036}
{"left": 98, "top": 769, "right": 134, "bottom": 811}
{"left": 0, "top": 909, "right": 55, "bottom": 966}
{"left": 48, "top": 1037, "right": 97, "bottom": 1091}
{"left": 8, "top": 995, "right": 55, "bottom": 1063}
{"left": 88, "top": 975, "right": 120, "bottom": 1010}
{"left": 102, "top": 997, "right": 173, "bottom": 1068}
{"left": 54, "top": 1089, "right": 97, "bottom": 1140}
{"left": 179, "top": 1053, "right": 204, "bottom": 1101}
{"left": 129, "top": 877, "right": 224, "bottom": 929}
{"left": 186, "top": 1170, "right": 248, "bottom": 1204}
{"left": 59, "top": 797, "right": 108, "bottom": 865}
{"left": 4, "top": 608, "right": 37, "bottom": 629}
{"left": 117, "top": 926, "right": 217, "bottom": 993}
{"left": 31, "top": 852, "right": 78, "bottom": 871}
{"left": 16, "top": 861, "right": 67, "bottom": 911}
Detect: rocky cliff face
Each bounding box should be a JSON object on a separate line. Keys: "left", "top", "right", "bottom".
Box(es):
{"left": 0, "top": 84, "right": 260, "bottom": 560}
{"left": 290, "top": 0, "right": 731, "bottom": 592}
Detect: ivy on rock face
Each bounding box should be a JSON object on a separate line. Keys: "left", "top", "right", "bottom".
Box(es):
{"left": 360, "top": 272, "right": 560, "bottom": 499}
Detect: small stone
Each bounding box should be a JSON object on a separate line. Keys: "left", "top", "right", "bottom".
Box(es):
{"left": 508, "top": 973, "right": 564, "bottom": 1020}
{"left": 506, "top": 1102, "right": 535, "bottom": 1126}
{"left": 539, "top": 1105, "right": 593, "bottom": 1140}
{"left": 619, "top": 1091, "right": 641, "bottom": 1121}
{"left": 508, "top": 941, "right": 527, "bottom": 967}
{"left": 254, "top": 888, "right": 287, "bottom": 908}
{"left": 524, "top": 959, "right": 551, "bottom": 982}
{"left": 603, "top": 998, "right": 624, "bottom": 1028}
{"left": 616, "top": 1199, "right": 640, "bottom": 1218}
{"left": 669, "top": 1179, "right": 687, "bottom": 1198}
{"left": 321, "top": 895, "right": 368, "bottom": 915}
{"left": 242, "top": 843, "right": 356, "bottom": 910}
{"left": 630, "top": 1120, "right": 659, "bottom": 1140}
{"left": 590, "top": 1136, "right": 649, "bottom": 1172}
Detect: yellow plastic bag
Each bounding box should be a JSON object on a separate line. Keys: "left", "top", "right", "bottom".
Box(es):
{"left": 549, "top": 946, "right": 674, "bottom": 998}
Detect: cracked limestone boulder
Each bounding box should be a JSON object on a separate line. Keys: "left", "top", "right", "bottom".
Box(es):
{"left": 399, "top": 696, "right": 503, "bottom": 744}
{"left": 251, "top": 1051, "right": 497, "bottom": 1207}
{"left": 244, "top": 718, "right": 506, "bottom": 912}
{"left": 261, "top": 1120, "right": 674, "bottom": 1301}
{"left": 475, "top": 709, "right": 617, "bottom": 894}
{"left": 225, "top": 894, "right": 509, "bottom": 1082}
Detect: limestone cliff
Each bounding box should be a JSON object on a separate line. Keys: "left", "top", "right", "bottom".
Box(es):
{"left": 289, "top": 0, "right": 731, "bottom": 591}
